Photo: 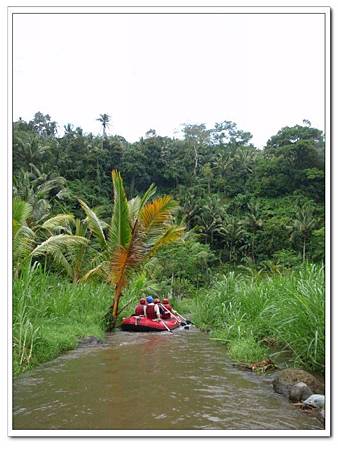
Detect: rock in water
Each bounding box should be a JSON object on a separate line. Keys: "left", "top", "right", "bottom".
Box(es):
{"left": 78, "top": 336, "right": 104, "bottom": 347}
{"left": 303, "top": 394, "right": 325, "bottom": 408}
{"left": 288, "top": 382, "right": 313, "bottom": 402}
{"left": 272, "top": 369, "right": 324, "bottom": 397}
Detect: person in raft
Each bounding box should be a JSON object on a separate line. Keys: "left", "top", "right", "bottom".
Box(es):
{"left": 145, "top": 296, "right": 161, "bottom": 321}
{"left": 161, "top": 298, "right": 178, "bottom": 320}
{"left": 154, "top": 298, "right": 166, "bottom": 316}
{"left": 134, "top": 298, "right": 146, "bottom": 316}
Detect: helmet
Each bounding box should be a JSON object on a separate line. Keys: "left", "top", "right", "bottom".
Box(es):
{"left": 146, "top": 296, "right": 153, "bottom": 303}
{"left": 154, "top": 298, "right": 160, "bottom": 304}
{"left": 162, "top": 298, "right": 169, "bottom": 304}
{"left": 140, "top": 299, "right": 146, "bottom": 305}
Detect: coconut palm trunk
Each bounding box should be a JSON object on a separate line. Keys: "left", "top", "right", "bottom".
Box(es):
{"left": 110, "top": 221, "right": 139, "bottom": 326}
{"left": 112, "top": 283, "right": 124, "bottom": 327}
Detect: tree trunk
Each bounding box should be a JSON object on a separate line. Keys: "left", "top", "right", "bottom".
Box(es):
{"left": 110, "top": 221, "right": 138, "bottom": 329}
{"left": 193, "top": 144, "right": 198, "bottom": 176}
{"left": 252, "top": 235, "right": 256, "bottom": 263}
{"left": 303, "top": 238, "right": 306, "bottom": 263}
{"left": 111, "top": 282, "right": 123, "bottom": 329}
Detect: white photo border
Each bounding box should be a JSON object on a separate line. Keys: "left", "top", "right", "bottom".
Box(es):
{"left": 7, "top": 3, "right": 331, "bottom": 438}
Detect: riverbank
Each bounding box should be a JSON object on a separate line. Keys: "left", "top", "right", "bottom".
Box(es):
{"left": 174, "top": 264, "right": 325, "bottom": 375}
{"left": 13, "top": 266, "right": 112, "bottom": 376}
{"left": 13, "top": 263, "right": 324, "bottom": 378}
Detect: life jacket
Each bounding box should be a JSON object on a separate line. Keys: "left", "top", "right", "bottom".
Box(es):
{"left": 164, "top": 303, "right": 173, "bottom": 312}
{"left": 161, "top": 303, "right": 172, "bottom": 320}
{"left": 158, "top": 303, "right": 165, "bottom": 314}
{"left": 135, "top": 304, "right": 145, "bottom": 316}
{"left": 161, "top": 311, "right": 171, "bottom": 320}
{"left": 146, "top": 303, "right": 158, "bottom": 320}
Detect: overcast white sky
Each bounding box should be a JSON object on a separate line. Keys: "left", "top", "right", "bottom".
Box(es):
{"left": 13, "top": 12, "right": 325, "bottom": 148}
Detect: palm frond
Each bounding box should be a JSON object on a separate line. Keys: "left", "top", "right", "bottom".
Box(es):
{"left": 31, "top": 234, "right": 88, "bottom": 258}
{"left": 148, "top": 225, "right": 186, "bottom": 256}
{"left": 32, "top": 199, "right": 51, "bottom": 223}
{"left": 80, "top": 263, "right": 105, "bottom": 283}
{"left": 139, "top": 195, "right": 177, "bottom": 233}
{"left": 36, "top": 177, "right": 67, "bottom": 196}
{"left": 49, "top": 248, "right": 74, "bottom": 279}
{"left": 139, "top": 183, "right": 157, "bottom": 210}
{"left": 41, "top": 214, "right": 75, "bottom": 233}
{"left": 110, "top": 226, "right": 145, "bottom": 286}
{"left": 80, "top": 261, "right": 111, "bottom": 283}
{"left": 110, "top": 245, "right": 144, "bottom": 287}
{"left": 13, "top": 225, "right": 36, "bottom": 263}
{"left": 12, "top": 198, "right": 35, "bottom": 273}
{"left": 79, "top": 199, "right": 107, "bottom": 248}
{"left": 75, "top": 218, "right": 88, "bottom": 237}
{"left": 12, "top": 198, "right": 32, "bottom": 236}
{"left": 110, "top": 170, "right": 131, "bottom": 249}
{"left": 128, "top": 196, "right": 141, "bottom": 226}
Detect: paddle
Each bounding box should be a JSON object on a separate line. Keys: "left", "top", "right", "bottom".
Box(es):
{"left": 163, "top": 305, "right": 193, "bottom": 325}
{"left": 175, "top": 311, "right": 193, "bottom": 325}
{"left": 159, "top": 318, "right": 173, "bottom": 333}
{"left": 161, "top": 304, "right": 191, "bottom": 327}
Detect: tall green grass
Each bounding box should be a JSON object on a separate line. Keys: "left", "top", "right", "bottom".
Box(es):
{"left": 13, "top": 263, "right": 113, "bottom": 376}
{"left": 13, "top": 266, "right": 162, "bottom": 375}
{"left": 190, "top": 264, "right": 325, "bottom": 373}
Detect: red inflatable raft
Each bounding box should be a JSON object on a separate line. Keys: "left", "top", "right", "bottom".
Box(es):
{"left": 121, "top": 315, "right": 180, "bottom": 332}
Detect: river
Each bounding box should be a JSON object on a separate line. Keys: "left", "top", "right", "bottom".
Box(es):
{"left": 13, "top": 327, "right": 323, "bottom": 430}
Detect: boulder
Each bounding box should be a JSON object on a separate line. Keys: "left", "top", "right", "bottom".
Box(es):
{"left": 288, "top": 382, "right": 313, "bottom": 402}
{"left": 272, "top": 368, "right": 324, "bottom": 397}
{"left": 303, "top": 394, "right": 325, "bottom": 408}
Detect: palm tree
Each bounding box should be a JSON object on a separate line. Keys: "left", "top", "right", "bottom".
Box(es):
{"left": 13, "top": 199, "right": 88, "bottom": 279}
{"left": 13, "top": 167, "right": 69, "bottom": 225}
{"left": 31, "top": 214, "right": 89, "bottom": 283}
{"left": 289, "top": 205, "right": 317, "bottom": 262}
{"left": 96, "top": 113, "right": 111, "bottom": 138}
{"left": 13, "top": 198, "right": 36, "bottom": 278}
{"left": 219, "top": 216, "right": 246, "bottom": 262}
{"left": 234, "top": 147, "right": 257, "bottom": 174}
{"left": 80, "top": 170, "right": 185, "bottom": 327}
{"left": 240, "top": 202, "right": 263, "bottom": 262}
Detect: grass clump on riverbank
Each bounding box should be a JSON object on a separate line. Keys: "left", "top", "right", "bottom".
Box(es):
{"left": 13, "top": 264, "right": 112, "bottom": 376}
{"left": 189, "top": 264, "right": 324, "bottom": 373}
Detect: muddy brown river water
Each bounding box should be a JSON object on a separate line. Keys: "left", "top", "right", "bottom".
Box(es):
{"left": 13, "top": 327, "right": 323, "bottom": 430}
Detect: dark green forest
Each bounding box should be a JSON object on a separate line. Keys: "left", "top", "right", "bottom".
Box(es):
{"left": 14, "top": 112, "right": 324, "bottom": 272}
{"left": 13, "top": 112, "right": 325, "bottom": 374}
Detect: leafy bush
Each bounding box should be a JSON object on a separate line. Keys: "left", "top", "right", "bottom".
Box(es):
{"left": 145, "top": 236, "right": 216, "bottom": 298}
{"left": 273, "top": 249, "right": 303, "bottom": 268}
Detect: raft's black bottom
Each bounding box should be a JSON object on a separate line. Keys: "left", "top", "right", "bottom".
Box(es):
{"left": 121, "top": 324, "right": 167, "bottom": 332}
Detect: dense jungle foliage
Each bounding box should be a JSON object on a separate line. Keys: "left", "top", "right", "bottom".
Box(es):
{"left": 13, "top": 112, "right": 325, "bottom": 374}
